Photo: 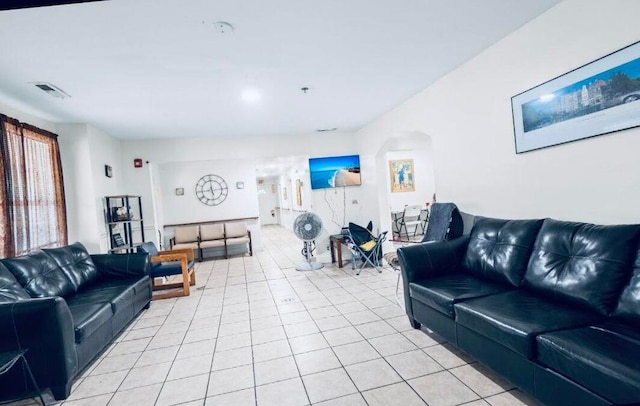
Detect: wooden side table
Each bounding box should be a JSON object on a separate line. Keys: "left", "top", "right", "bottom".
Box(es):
{"left": 329, "top": 234, "right": 348, "bottom": 268}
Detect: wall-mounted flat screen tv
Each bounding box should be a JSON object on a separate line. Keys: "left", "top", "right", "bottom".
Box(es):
{"left": 309, "top": 154, "right": 361, "bottom": 190}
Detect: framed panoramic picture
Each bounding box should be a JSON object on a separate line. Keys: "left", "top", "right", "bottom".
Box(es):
{"left": 512, "top": 40, "right": 640, "bottom": 153}
{"left": 389, "top": 159, "right": 415, "bottom": 192}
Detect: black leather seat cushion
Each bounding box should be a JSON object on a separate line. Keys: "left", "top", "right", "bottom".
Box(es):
{"left": 455, "top": 290, "right": 603, "bottom": 359}
{"left": 410, "top": 274, "right": 511, "bottom": 318}
{"left": 463, "top": 218, "right": 543, "bottom": 287}
{"left": 71, "top": 279, "right": 139, "bottom": 314}
{"left": 537, "top": 320, "right": 640, "bottom": 404}
{"left": 150, "top": 261, "right": 194, "bottom": 278}
{"left": 524, "top": 219, "right": 640, "bottom": 315}
{"left": 66, "top": 302, "right": 113, "bottom": 343}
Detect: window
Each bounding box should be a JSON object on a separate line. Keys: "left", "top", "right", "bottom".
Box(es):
{"left": 0, "top": 114, "right": 67, "bottom": 258}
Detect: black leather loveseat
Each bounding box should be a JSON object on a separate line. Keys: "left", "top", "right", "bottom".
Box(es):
{"left": 398, "top": 217, "right": 640, "bottom": 406}
{"left": 0, "top": 242, "right": 151, "bottom": 401}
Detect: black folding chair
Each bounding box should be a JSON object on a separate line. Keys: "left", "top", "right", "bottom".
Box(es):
{"left": 345, "top": 222, "right": 388, "bottom": 275}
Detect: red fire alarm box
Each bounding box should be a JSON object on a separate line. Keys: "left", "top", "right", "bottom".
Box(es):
{"left": 133, "top": 158, "right": 143, "bottom": 168}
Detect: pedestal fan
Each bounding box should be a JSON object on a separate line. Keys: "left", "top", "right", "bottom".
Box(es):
{"left": 293, "top": 212, "right": 324, "bottom": 271}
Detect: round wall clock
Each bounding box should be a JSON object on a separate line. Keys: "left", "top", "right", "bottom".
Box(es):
{"left": 195, "top": 174, "right": 228, "bottom": 206}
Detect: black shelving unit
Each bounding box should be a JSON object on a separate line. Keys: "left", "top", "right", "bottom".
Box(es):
{"left": 105, "top": 195, "right": 145, "bottom": 253}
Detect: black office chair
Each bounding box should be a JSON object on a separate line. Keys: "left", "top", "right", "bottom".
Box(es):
{"left": 345, "top": 222, "right": 388, "bottom": 275}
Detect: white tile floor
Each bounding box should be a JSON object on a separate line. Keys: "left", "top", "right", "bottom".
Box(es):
{"left": 17, "top": 225, "right": 540, "bottom": 406}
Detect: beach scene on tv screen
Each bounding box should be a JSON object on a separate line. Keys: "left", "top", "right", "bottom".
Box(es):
{"left": 309, "top": 155, "right": 361, "bottom": 189}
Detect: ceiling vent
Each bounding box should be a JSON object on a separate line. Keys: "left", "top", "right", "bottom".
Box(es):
{"left": 33, "top": 82, "right": 70, "bottom": 99}
{"left": 316, "top": 128, "right": 337, "bottom": 133}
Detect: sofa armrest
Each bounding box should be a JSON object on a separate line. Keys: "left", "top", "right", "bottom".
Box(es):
{"left": 0, "top": 297, "right": 77, "bottom": 397}
{"left": 397, "top": 236, "right": 469, "bottom": 321}
{"left": 91, "top": 253, "right": 150, "bottom": 278}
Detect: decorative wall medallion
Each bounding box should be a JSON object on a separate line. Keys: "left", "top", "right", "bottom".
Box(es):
{"left": 195, "top": 174, "right": 228, "bottom": 206}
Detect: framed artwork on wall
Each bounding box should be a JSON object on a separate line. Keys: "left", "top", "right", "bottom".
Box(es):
{"left": 296, "top": 179, "right": 303, "bottom": 206}
{"left": 512, "top": 40, "right": 640, "bottom": 153}
{"left": 389, "top": 159, "right": 415, "bottom": 193}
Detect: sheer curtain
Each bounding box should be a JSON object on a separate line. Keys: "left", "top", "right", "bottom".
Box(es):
{"left": 0, "top": 114, "right": 67, "bottom": 258}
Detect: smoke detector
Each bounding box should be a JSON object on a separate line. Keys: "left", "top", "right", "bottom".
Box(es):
{"left": 33, "top": 82, "right": 70, "bottom": 99}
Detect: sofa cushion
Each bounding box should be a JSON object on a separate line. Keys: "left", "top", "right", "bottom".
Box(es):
{"left": 66, "top": 302, "right": 113, "bottom": 343}
{"left": 70, "top": 279, "right": 137, "bottom": 314}
{"left": 524, "top": 219, "right": 640, "bottom": 315}
{"left": 613, "top": 250, "right": 640, "bottom": 323}
{"left": 1, "top": 250, "right": 75, "bottom": 298}
{"left": 0, "top": 262, "right": 30, "bottom": 303}
{"left": 43, "top": 242, "right": 98, "bottom": 292}
{"left": 454, "top": 290, "right": 602, "bottom": 359}
{"left": 462, "top": 217, "right": 543, "bottom": 287}
{"left": 537, "top": 320, "right": 640, "bottom": 404}
{"left": 409, "top": 274, "right": 511, "bottom": 318}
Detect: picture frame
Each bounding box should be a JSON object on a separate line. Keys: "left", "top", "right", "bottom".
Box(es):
{"left": 295, "top": 179, "right": 303, "bottom": 206}
{"left": 236, "top": 181, "right": 244, "bottom": 189}
{"left": 512, "top": 40, "right": 640, "bottom": 154}
{"left": 104, "top": 165, "right": 112, "bottom": 178}
{"left": 175, "top": 187, "right": 184, "bottom": 196}
{"left": 389, "top": 159, "right": 415, "bottom": 193}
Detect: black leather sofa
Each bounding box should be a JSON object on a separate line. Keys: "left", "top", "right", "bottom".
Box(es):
{"left": 398, "top": 217, "right": 640, "bottom": 406}
{"left": 0, "top": 242, "right": 151, "bottom": 401}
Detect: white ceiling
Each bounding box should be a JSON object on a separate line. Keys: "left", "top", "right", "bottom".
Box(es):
{"left": 0, "top": 0, "right": 561, "bottom": 140}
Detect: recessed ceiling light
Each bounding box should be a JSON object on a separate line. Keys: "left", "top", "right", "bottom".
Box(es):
{"left": 241, "top": 88, "right": 261, "bottom": 103}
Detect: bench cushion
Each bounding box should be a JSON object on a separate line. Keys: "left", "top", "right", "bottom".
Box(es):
{"left": 455, "top": 290, "right": 602, "bottom": 359}
{"left": 410, "top": 274, "right": 511, "bottom": 318}
{"left": 200, "top": 223, "right": 224, "bottom": 240}
{"left": 537, "top": 320, "right": 640, "bottom": 404}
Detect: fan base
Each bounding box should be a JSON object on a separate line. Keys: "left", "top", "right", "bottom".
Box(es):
{"left": 295, "top": 262, "right": 324, "bottom": 272}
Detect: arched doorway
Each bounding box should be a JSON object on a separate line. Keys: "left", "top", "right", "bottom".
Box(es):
{"left": 374, "top": 131, "right": 435, "bottom": 250}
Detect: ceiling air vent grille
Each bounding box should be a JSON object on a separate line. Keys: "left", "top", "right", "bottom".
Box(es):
{"left": 33, "top": 82, "right": 70, "bottom": 99}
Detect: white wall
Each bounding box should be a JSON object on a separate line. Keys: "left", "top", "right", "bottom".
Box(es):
{"left": 56, "top": 123, "right": 124, "bottom": 253}
{"left": 355, "top": 0, "right": 640, "bottom": 226}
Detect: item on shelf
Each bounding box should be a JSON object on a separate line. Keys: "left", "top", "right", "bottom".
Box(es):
{"left": 112, "top": 233, "right": 125, "bottom": 247}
